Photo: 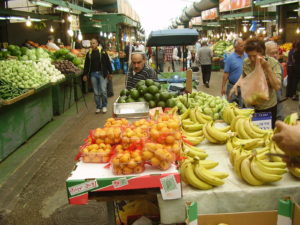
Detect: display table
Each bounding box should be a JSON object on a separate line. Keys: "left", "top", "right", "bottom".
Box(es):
{"left": 66, "top": 162, "right": 181, "bottom": 205}
{"left": 157, "top": 140, "right": 300, "bottom": 224}
{"left": 0, "top": 86, "right": 53, "bottom": 161}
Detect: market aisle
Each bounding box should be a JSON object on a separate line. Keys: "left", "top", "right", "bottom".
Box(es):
{"left": 0, "top": 71, "right": 298, "bottom": 225}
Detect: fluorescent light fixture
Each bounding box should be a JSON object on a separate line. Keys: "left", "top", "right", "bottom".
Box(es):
{"left": 55, "top": 6, "right": 71, "bottom": 12}
{"left": 258, "top": 27, "right": 266, "bottom": 30}
{"left": 0, "top": 17, "right": 7, "bottom": 20}
{"left": 288, "top": 17, "right": 297, "bottom": 19}
{"left": 31, "top": 1, "right": 52, "bottom": 7}
{"left": 279, "top": 28, "right": 283, "bottom": 33}
{"left": 296, "top": 28, "right": 300, "bottom": 34}
{"left": 242, "top": 20, "right": 249, "bottom": 23}
{"left": 50, "top": 26, "right": 54, "bottom": 32}
{"left": 26, "top": 16, "right": 32, "bottom": 27}
{"left": 261, "top": 0, "right": 298, "bottom": 7}
{"left": 100, "top": 31, "right": 103, "bottom": 36}
{"left": 243, "top": 25, "right": 247, "bottom": 32}
{"left": 84, "top": 13, "right": 93, "bottom": 17}
{"left": 93, "top": 24, "right": 101, "bottom": 28}
{"left": 10, "top": 16, "right": 26, "bottom": 21}
{"left": 262, "top": 19, "right": 272, "bottom": 22}
{"left": 78, "top": 32, "right": 83, "bottom": 41}
{"left": 31, "top": 18, "right": 42, "bottom": 22}
{"left": 239, "top": 32, "right": 242, "bottom": 37}
{"left": 244, "top": 16, "right": 254, "bottom": 19}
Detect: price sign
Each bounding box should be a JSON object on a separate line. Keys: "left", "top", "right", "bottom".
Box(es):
{"left": 252, "top": 112, "right": 272, "bottom": 130}
{"left": 160, "top": 175, "right": 182, "bottom": 200}
{"left": 68, "top": 180, "right": 98, "bottom": 196}
{"left": 112, "top": 178, "right": 128, "bottom": 189}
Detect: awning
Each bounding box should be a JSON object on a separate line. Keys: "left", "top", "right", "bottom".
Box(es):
{"left": 146, "top": 29, "right": 199, "bottom": 47}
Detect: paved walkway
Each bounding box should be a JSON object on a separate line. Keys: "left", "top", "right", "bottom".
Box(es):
{"left": 0, "top": 72, "right": 299, "bottom": 225}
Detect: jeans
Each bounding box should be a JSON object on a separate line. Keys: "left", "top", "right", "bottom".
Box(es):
{"left": 156, "top": 62, "right": 164, "bottom": 73}
{"left": 201, "top": 65, "right": 212, "bottom": 84}
{"left": 226, "top": 82, "right": 243, "bottom": 108}
{"left": 90, "top": 71, "right": 107, "bottom": 109}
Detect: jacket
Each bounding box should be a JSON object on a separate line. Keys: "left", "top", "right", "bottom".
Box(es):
{"left": 83, "top": 47, "right": 113, "bottom": 78}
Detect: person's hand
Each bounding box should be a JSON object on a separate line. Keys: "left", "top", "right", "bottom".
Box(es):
{"left": 107, "top": 74, "right": 113, "bottom": 80}
{"left": 180, "top": 58, "right": 184, "bottom": 62}
{"left": 272, "top": 121, "right": 300, "bottom": 156}
{"left": 83, "top": 75, "right": 88, "bottom": 82}
{"left": 221, "top": 87, "right": 226, "bottom": 96}
{"left": 257, "top": 56, "right": 268, "bottom": 70}
{"left": 228, "top": 85, "right": 238, "bottom": 99}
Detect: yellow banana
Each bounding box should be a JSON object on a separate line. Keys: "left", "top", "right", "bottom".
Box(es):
{"left": 195, "top": 108, "right": 212, "bottom": 124}
{"left": 182, "top": 119, "right": 194, "bottom": 126}
{"left": 181, "top": 129, "right": 203, "bottom": 137}
{"left": 226, "top": 137, "right": 234, "bottom": 154}
{"left": 230, "top": 115, "right": 244, "bottom": 131}
{"left": 183, "top": 162, "right": 213, "bottom": 190}
{"left": 179, "top": 158, "right": 193, "bottom": 184}
{"left": 183, "top": 143, "right": 206, "bottom": 152}
{"left": 183, "top": 149, "right": 208, "bottom": 160}
{"left": 236, "top": 118, "right": 251, "bottom": 139}
{"left": 231, "top": 136, "right": 265, "bottom": 149}
{"left": 183, "top": 135, "right": 205, "bottom": 146}
{"left": 234, "top": 149, "right": 251, "bottom": 179}
{"left": 189, "top": 108, "right": 198, "bottom": 123}
{"left": 205, "top": 121, "right": 230, "bottom": 143}
{"left": 269, "top": 142, "right": 284, "bottom": 162}
{"left": 222, "top": 106, "right": 230, "bottom": 124}
{"left": 240, "top": 156, "right": 264, "bottom": 186}
{"left": 289, "top": 167, "right": 300, "bottom": 178}
{"left": 259, "top": 159, "right": 286, "bottom": 169}
{"left": 180, "top": 108, "right": 190, "bottom": 120}
{"left": 202, "top": 123, "right": 219, "bottom": 144}
{"left": 217, "top": 125, "right": 231, "bottom": 133}
{"left": 227, "top": 106, "right": 236, "bottom": 124}
{"left": 250, "top": 156, "right": 283, "bottom": 183}
{"left": 206, "top": 169, "right": 229, "bottom": 179}
{"left": 233, "top": 107, "right": 254, "bottom": 117}
{"left": 199, "top": 160, "right": 219, "bottom": 169}
{"left": 249, "top": 120, "right": 272, "bottom": 135}
{"left": 273, "top": 142, "right": 285, "bottom": 155}
{"left": 183, "top": 123, "right": 204, "bottom": 132}
{"left": 254, "top": 156, "right": 287, "bottom": 175}
{"left": 243, "top": 118, "right": 265, "bottom": 139}
{"left": 194, "top": 163, "right": 225, "bottom": 186}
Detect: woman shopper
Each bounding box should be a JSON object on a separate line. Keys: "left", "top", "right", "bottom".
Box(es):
{"left": 83, "top": 38, "right": 113, "bottom": 114}
{"left": 230, "top": 38, "right": 281, "bottom": 128}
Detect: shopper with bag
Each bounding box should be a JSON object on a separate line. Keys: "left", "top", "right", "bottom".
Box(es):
{"left": 230, "top": 38, "right": 281, "bottom": 128}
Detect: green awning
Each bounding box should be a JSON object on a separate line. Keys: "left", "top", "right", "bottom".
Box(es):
{"left": 42, "top": 0, "right": 93, "bottom": 13}
{"left": 255, "top": 0, "right": 298, "bottom": 6}
{"left": 220, "top": 11, "right": 276, "bottom": 19}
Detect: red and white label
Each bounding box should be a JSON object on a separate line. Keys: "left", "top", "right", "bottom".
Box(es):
{"left": 68, "top": 180, "right": 98, "bottom": 196}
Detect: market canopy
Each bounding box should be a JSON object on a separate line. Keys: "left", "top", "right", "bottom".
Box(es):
{"left": 146, "top": 29, "right": 199, "bottom": 47}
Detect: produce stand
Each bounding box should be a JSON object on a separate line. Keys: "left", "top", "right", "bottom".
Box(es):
{"left": 0, "top": 85, "right": 53, "bottom": 161}
{"left": 157, "top": 139, "right": 300, "bottom": 224}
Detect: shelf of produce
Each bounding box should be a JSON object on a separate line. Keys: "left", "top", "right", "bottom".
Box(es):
{"left": 157, "top": 139, "right": 300, "bottom": 224}
{"left": 66, "top": 161, "right": 181, "bottom": 205}
{"left": 0, "top": 89, "right": 34, "bottom": 105}
{"left": 0, "top": 86, "right": 53, "bottom": 161}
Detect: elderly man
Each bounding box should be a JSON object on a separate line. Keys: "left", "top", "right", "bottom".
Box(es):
{"left": 126, "top": 51, "right": 157, "bottom": 90}
{"left": 197, "top": 41, "right": 213, "bottom": 88}
{"left": 221, "top": 38, "right": 247, "bottom": 107}
{"left": 265, "top": 41, "right": 284, "bottom": 120}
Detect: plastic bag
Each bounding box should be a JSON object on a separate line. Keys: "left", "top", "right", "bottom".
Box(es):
{"left": 240, "top": 59, "right": 269, "bottom": 105}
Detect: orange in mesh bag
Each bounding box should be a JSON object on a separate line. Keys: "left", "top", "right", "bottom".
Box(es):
{"left": 240, "top": 59, "right": 269, "bottom": 105}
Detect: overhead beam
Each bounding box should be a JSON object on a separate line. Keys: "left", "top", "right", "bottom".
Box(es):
{"left": 0, "top": 8, "right": 59, "bottom": 20}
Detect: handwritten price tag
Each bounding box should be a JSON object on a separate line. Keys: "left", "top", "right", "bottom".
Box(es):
{"left": 68, "top": 180, "right": 98, "bottom": 196}
{"left": 160, "top": 175, "right": 182, "bottom": 200}
{"left": 112, "top": 178, "right": 128, "bottom": 189}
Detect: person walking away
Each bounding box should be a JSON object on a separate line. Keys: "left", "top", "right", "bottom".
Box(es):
{"left": 172, "top": 46, "right": 191, "bottom": 72}
{"left": 152, "top": 47, "right": 165, "bottom": 73}
{"left": 83, "top": 38, "right": 113, "bottom": 114}
{"left": 197, "top": 41, "right": 213, "bottom": 88}
{"left": 221, "top": 38, "right": 246, "bottom": 107}
{"left": 126, "top": 51, "right": 157, "bottom": 90}
{"left": 265, "top": 41, "right": 284, "bottom": 120}
{"left": 286, "top": 42, "right": 296, "bottom": 98}
{"left": 229, "top": 38, "right": 281, "bottom": 128}
{"left": 290, "top": 41, "right": 300, "bottom": 101}
{"left": 164, "top": 46, "right": 174, "bottom": 72}
{"left": 46, "top": 35, "right": 60, "bottom": 50}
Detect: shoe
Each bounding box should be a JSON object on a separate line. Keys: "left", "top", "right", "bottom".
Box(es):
{"left": 102, "top": 107, "right": 107, "bottom": 113}
{"left": 205, "top": 83, "right": 209, "bottom": 88}
{"left": 95, "top": 109, "right": 101, "bottom": 114}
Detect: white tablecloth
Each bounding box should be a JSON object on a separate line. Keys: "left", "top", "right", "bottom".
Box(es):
{"left": 157, "top": 140, "right": 300, "bottom": 224}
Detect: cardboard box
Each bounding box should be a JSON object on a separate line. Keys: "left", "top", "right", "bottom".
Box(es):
{"left": 196, "top": 197, "right": 300, "bottom": 225}
{"left": 198, "top": 211, "right": 277, "bottom": 225}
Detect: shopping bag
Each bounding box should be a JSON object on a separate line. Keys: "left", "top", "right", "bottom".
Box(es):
{"left": 240, "top": 59, "right": 269, "bottom": 105}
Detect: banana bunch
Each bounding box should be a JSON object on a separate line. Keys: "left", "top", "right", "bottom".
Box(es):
{"left": 231, "top": 116, "right": 272, "bottom": 139}
{"left": 230, "top": 136, "right": 266, "bottom": 150}
{"left": 203, "top": 121, "right": 231, "bottom": 144}
{"left": 180, "top": 157, "right": 229, "bottom": 190}
{"left": 181, "top": 107, "right": 212, "bottom": 125}
{"left": 289, "top": 167, "right": 300, "bottom": 178}
{"left": 228, "top": 145, "right": 287, "bottom": 185}
{"left": 182, "top": 143, "right": 208, "bottom": 159}
{"left": 222, "top": 103, "right": 254, "bottom": 124}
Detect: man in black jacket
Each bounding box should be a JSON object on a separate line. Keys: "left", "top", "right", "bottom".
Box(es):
{"left": 83, "top": 38, "right": 113, "bottom": 113}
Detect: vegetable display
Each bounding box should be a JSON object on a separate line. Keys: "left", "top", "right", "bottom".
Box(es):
{"left": 53, "top": 60, "right": 82, "bottom": 75}
{"left": 0, "top": 60, "right": 49, "bottom": 89}
{"left": 0, "top": 79, "right": 28, "bottom": 100}
{"left": 34, "top": 59, "right": 65, "bottom": 83}
{"left": 212, "top": 41, "right": 233, "bottom": 57}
